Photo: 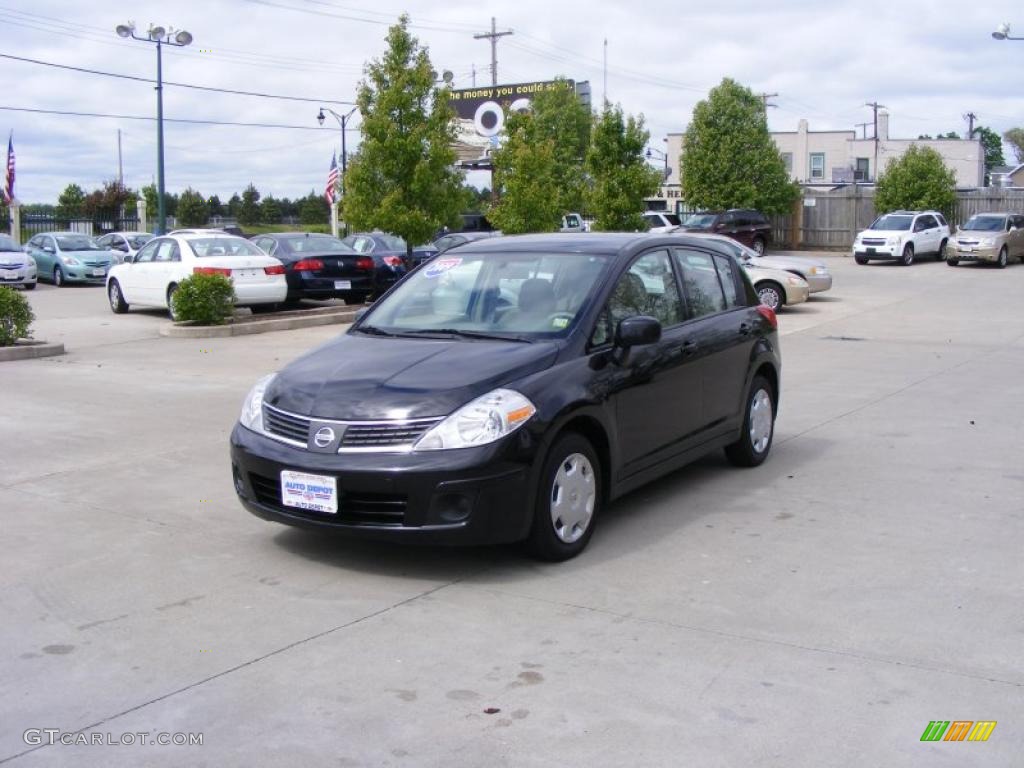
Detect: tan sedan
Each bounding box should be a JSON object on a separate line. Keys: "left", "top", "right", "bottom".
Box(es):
{"left": 743, "top": 262, "right": 809, "bottom": 312}
{"left": 948, "top": 213, "right": 1024, "bottom": 268}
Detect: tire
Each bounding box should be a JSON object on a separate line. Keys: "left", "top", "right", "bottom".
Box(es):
{"left": 946, "top": 258, "right": 959, "bottom": 267}
{"left": 752, "top": 237, "right": 767, "bottom": 256}
{"left": 167, "top": 284, "right": 180, "bottom": 321}
{"left": 756, "top": 281, "right": 784, "bottom": 312}
{"left": 346, "top": 292, "right": 370, "bottom": 305}
{"left": 250, "top": 304, "right": 278, "bottom": 314}
{"left": 53, "top": 265, "right": 65, "bottom": 287}
{"left": 900, "top": 243, "right": 914, "bottom": 266}
{"left": 527, "top": 433, "right": 602, "bottom": 562}
{"left": 724, "top": 375, "right": 776, "bottom": 468}
{"left": 854, "top": 254, "right": 869, "bottom": 265}
{"left": 24, "top": 282, "right": 36, "bottom": 290}
{"left": 997, "top": 246, "right": 1008, "bottom": 269}
{"left": 936, "top": 239, "right": 947, "bottom": 261}
{"left": 108, "top": 279, "right": 128, "bottom": 314}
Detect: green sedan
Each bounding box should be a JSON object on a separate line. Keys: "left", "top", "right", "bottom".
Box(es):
{"left": 24, "top": 232, "right": 116, "bottom": 286}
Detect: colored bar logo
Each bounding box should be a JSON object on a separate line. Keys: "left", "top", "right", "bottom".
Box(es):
{"left": 921, "top": 721, "right": 996, "bottom": 742}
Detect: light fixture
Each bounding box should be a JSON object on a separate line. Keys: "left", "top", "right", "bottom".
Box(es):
{"left": 148, "top": 25, "right": 166, "bottom": 41}
{"left": 175, "top": 30, "right": 193, "bottom": 46}
{"left": 442, "top": 69, "right": 454, "bottom": 85}
{"left": 317, "top": 109, "right": 326, "bottom": 126}
{"left": 993, "top": 22, "right": 1010, "bottom": 40}
{"left": 115, "top": 23, "right": 133, "bottom": 38}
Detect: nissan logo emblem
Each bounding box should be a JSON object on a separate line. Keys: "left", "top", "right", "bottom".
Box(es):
{"left": 312, "top": 426, "right": 336, "bottom": 448}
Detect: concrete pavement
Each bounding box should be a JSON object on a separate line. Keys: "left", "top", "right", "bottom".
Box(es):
{"left": 1, "top": 255, "right": 1021, "bottom": 766}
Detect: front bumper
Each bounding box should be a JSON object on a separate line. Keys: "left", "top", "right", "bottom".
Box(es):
{"left": 230, "top": 424, "right": 536, "bottom": 545}
{"left": 805, "top": 273, "right": 832, "bottom": 293}
{"left": 0, "top": 268, "right": 36, "bottom": 286}
{"left": 784, "top": 282, "right": 810, "bottom": 305}
{"left": 853, "top": 244, "right": 901, "bottom": 260}
{"left": 235, "top": 281, "right": 288, "bottom": 306}
{"left": 949, "top": 245, "right": 998, "bottom": 262}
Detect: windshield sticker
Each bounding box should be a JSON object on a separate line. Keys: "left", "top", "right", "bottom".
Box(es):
{"left": 424, "top": 257, "right": 462, "bottom": 278}
{"left": 552, "top": 316, "right": 570, "bottom": 329}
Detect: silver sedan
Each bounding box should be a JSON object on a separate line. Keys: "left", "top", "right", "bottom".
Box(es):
{"left": 0, "top": 235, "right": 37, "bottom": 289}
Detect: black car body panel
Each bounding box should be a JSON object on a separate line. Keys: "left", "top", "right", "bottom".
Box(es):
{"left": 231, "top": 232, "right": 781, "bottom": 547}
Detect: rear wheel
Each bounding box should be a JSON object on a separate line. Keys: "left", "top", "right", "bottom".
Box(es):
{"left": 108, "top": 279, "right": 129, "bottom": 313}
{"left": 725, "top": 375, "right": 775, "bottom": 467}
{"left": 997, "top": 246, "right": 1008, "bottom": 269}
{"left": 250, "top": 304, "right": 278, "bottom": 314}
{"left": 936, "top": 239, "right": 947, "bottom": 261}
{"left": 167, "top": 284, "right": 180, "bottom": 321}
{"left": 900, "top": 244, "right": 914, "bottom": 266}
{"left": 527, "top": 433, "right": 601, "bottom": 562}
{"left": 346, "top": 292, "right": 370, "bottom": 305}
{"left": 756, "top": 281, "right": 784, "bottom": 312}
{"left": 53, "top": 265, "right": 65, "bottom": 287}
{"left": 752, "top": 237, "right": 767, "bottom": 256}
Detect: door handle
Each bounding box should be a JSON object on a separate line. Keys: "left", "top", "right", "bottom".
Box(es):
{"left": 739, "top": 322, "right": 752, "bottom": 336}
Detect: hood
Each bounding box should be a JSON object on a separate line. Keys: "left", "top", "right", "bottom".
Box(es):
{"left": 858, "top": 228, "right": 908, "bottom": 237}
{"left": 266, "top": 333, "right": 559, "bottom": 420}
{"left": 61, "top": 250, "right": 114, "bottom": 262}
{"left": 755, "top": 254, "right": 827, "bottom": 270}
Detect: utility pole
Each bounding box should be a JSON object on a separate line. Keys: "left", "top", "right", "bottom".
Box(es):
{"left": 474, "top": 17, "right": 513, "bottom": 87}
{"left": 865, "top": 101, "right": 886, "bottom": 183}
{"left": 116, "top": 129, "right": 123, "bottom": 186}
{"left": 471, "top": 63, "right": 476, "bottom": 88}
{"left": 855, "top": 121, "right": 871, "bottom": 140}
{"left": 964, "top": 111, "right": 977, "bottom": 139}
{"left": 757, "top": 92, "right": 778, "bottom": 113}
{"left": 603, "top": 38, "right": 608, "bottom": 105}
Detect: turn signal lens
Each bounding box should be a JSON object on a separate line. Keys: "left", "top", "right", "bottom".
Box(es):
{"left": 355, "top": 256, "right": 374, "bottom": 271}
{"left": 264, "top": 264, "right": 286, "bottom": 275}
{"left": 383, "top": 255, "right": 403, "bottom": 268}
{"left": 194, "top": 266, "right": 231, "bottom": 276}
{"left": 756, "top": 305, "right": 778, "bottom": 329}
{"left": 291, "top": 259, "right": 323, "bottom": 272}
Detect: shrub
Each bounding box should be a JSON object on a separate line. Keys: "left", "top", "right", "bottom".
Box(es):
{"left": 0, "top": 286, "right": 35, "bottom": 346}
{"left": 171, "top": 273, "right": 236, "bottom": 325}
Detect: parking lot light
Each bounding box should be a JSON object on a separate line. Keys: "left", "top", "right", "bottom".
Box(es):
{"left": 992, "top": 22, "right": 1023, "bottom": 40}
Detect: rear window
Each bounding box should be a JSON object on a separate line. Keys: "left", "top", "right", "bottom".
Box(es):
{"left": 284, "top": 235, "right": 355, "bottom": 253}
{"left": 189, "top": 237, "right": 265, "bottom": 257}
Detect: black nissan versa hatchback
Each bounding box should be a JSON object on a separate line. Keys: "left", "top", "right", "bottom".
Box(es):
{"left": 230, "top": 233, "right": 781, "bottom": 560}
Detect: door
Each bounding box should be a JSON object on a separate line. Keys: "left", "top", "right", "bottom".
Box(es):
{"left": 149, "top": 239, "right": 182, "bottom": 306}
{"left": 672, "top": 247, "right": 756, "bottom": 436}
{"left": 593, "top": 249, "right": 703, "bottom": 477}
{"left": 121, "top": 238, "right": 161, "bottom": 303}
{"left": 916, "top": 215, "right": 939, "bottom": 254}
{"left": 33, "top": 236, "right": 57, "bottom": 276}
{"left": 1013, "top": 216, "right": 1024, "bottom": 257}
{"left": 715, "top": 212, "right": 739, "bottom": 242}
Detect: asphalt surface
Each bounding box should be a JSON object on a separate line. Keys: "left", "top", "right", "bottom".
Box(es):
{"left": 2, "top": 254, "right": 1022, "bottom": 766}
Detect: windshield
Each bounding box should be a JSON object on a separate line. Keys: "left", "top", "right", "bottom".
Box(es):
{"left": 284, "top": 235, "right": 355, "bottom": 253}
{"left": 962, "top": 215, "right": 1006, "bottom": 232}
{"left": 682, "top": 213, "right": 717, "bottom": 228}
{"left": 359, "top": 251, "right": 611, "bottom": 339}
{"left": 0, "top": 235, "right": 19, "bottom": 252}
{"left": 128, "top": 234, "right": 153, "bottom": 249}
{"left": 870, "top": 214, "right": 913, "bottom": 231}
{"left": 55, "top": 235, "right": 102, "bottom": 251}
{"left": 189, "top": 237, "right": 266, "bottom": 257}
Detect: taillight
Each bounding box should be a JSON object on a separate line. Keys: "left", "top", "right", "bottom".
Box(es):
{"left": 194, "top": 266, "right": 231, "bottom": 276}
{"left": 756, "top": 305, "right": 778, "bottom": 329}
{"left": 355, "top": 256, "right": 374, "bottom": 271}
{"left": 383, "top": 255, "right": 403, "bottom": 268}
{"left": 290, "top": 259, "right": 322, "bottom": 272}
{"left": 264, "top": 264, "right": 285, "bottom": 275}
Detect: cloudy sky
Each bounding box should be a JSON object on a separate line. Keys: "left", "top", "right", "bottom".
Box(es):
{"left": 3, "top": 0, "right": 1023, "bottom": 204}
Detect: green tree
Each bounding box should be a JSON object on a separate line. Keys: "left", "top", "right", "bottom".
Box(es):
{"left": 55, "top": 183, "right": 86, "bottom": 224}
{"left": 585, "top": 104, "right": 662, "bottom": 231}
{"left": 974, "top": 126, "right": 1006, "bottom": 174}
{"left": 238, "top": 183, "right": 261, "bottom": 226}
{"left": 260, "top": 195, "right": 282, "bottom": 225}
{"left": 343, "top": 15, "right": 466, "bottom": 258}
{"left": 875, "top": 145, "right": 956, "bottom": 218}
{"left": 227, "top": 193, "right": 242, "bottom": 218}
{"left": 83, "top": 180, "right": 136, "bottom": 227}
{"left": 177, "top": 187, "right": 210, "bottom": 227}
{"left": 299, "top": 191, "right": 329, "bottom": 225}
{"left": 1003, "top": 128, "right": 1024, "bottom": 164}
{"left": 681, "top": 78, "right": 799, "bottom": 214}
{"left": 140, "top": 183, "right": 176, "bottom": 220}
{"left": 489, "top": 78, "right": 592, "bottom": 231}
{"left": 208, "top": 194, "right": 224, "bottom": 217}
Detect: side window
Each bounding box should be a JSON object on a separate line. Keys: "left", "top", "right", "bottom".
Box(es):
{"left": 1005, "top": 217, "right": 1013, "bottom": 232}
{"left": 922, "top": 215, "right": 937, "bottom": 230}
{"left": 673, "top": 248, "right": 727, "bottom": 319}
{"left": 43, "top": 236, "right": 56, "bottom": 251}
{"left": 1013, "top": 215, "right": 1024, "bottom": 229}
{"left": 935, "top": 213, "right": 947, "bottom": 228}
{"left": 713, "top": 254, "right": 742, "bottom": 309}
{"left": 28, "top": 236, "right": 42, "bottom": 248}
{"left": 135, "top": 240, "right": 160, "bottom": 263}
{"left": 913, "top": 217, "right": 926, "bottom": 232}
{"left": 719, "top": 213, "right": 736, "bottom": 230}
{"left": 154, "top": 240, "right": 178, "bottom": 262}
{"left": 590, "top": 250, "right": 683, "bottom": 346}
{"left": 95, "top": 235, "right": 110, "bottom": 246}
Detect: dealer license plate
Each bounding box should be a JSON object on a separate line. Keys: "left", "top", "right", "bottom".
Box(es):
{"left": 334, "top": 280, "right": 351, "bottom": 290}
{"left": 958, "top": 246, "right": 973, "bottom": 253}
{"left": 866, "top": 247, "right": 876, "bottom": 254}
{"left": 0, "top": 269, "right": 17, "bottom": 279}
{"left": 280, "top": 470, "right": 337, "bottom": 514}
{"left": 92, "top": 268, "right": 106, "bottom": 277}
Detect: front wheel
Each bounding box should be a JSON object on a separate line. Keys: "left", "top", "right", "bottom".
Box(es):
{"left": 900, "top": 244, "right": 914, "bottom": 266}
{"left": 946, "top": 257, "right": 959, "bottom": 267}
{"left": 24, "top": 282, "right": 36, "bottom": 290}
{"left": 997, "top": 246, "right": 1008, "bottom": 269}
{"left": 756, "top": 282, "right": 784, "bottom": 312}
{"left": 108, "top": 279, "right": 129, "bottom": 313}
{"left": 854, "top": 254, "right": 869, "bottom": 265}
{"left": 527, "top": 433, "right": 601, "bottom": 562}
{"left": 752, "top": 237, "right": 767, "bottom": 256}
{"left": 53, "top": 265, "right": 65, "bottom": 287}
{"left": 725, "top": 375, "right": 776, "bottom": 467}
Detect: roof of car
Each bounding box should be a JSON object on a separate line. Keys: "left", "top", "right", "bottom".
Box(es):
{"left": 454, "top": 231, "right": 734, "bottom": 256}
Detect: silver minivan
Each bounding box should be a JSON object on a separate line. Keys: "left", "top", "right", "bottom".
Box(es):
{"left": 948, "top": 213, "right": 1024, "bottom": 268}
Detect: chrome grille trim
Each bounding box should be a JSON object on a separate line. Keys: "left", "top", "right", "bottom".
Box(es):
{"left": 261, "top": 403, "right": 442, "bottom": 453}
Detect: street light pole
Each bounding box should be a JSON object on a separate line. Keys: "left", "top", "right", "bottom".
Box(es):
{"left": 317, "top": 106, "right": 358, "bottom": 235}
{"left": 992, "top": 22, "right": 1024, "bottom": 40}
{"left": 116, "top": 21, "right": 193, "bottom": 235}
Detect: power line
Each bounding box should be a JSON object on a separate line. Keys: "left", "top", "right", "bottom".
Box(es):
{"left": 0, "top": 105, "right": 342, "bottom": 131}
{"left": 474, "top": 17, "right": 513, "bottom": 87}
{"left": 0, "top": 52, "right": 353, "bottom": 104}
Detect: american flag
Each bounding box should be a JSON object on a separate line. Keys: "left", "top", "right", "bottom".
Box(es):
{"left": 2, "top": 132, "right": 13, "bottom": 205}
{"left": 325, "top": 152, "right": 339, "bottom": 205}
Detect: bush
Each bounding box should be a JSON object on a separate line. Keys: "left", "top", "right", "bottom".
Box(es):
{"left": 0, "top": 286, "right": 35, "bottom": 346}
{"left": 171, "top": 273, "right": 236, "bottom": 325}
{"left": 875, "top": 145, "right": 956, "bottom": 219}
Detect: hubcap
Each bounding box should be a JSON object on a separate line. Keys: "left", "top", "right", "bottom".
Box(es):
{"left": 749, "top": 388, "right": 773, "bottom": 454}
{"left": 760, "top": 287, "right": 780, "bottom": 310}
{"left": 550, "top": 452, "right": 596, "bottom": 544}
{"left": 54, "top": 268, "right": 62, "bottom": 285}
{"left": 109, "top": 283, "right": 120, "bottom": 308}
{"left": 754, "top": 240, "right": 765, "bottom": 255}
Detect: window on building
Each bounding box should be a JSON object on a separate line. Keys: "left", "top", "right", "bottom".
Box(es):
{"left": 781, "top": 152, "right": 793, "bottom": 174}
{"left": 809, "top": 153, "right": 825, "bottom": 180}
{"left": 855, "top": 157, "right": 870, "bottom": 182}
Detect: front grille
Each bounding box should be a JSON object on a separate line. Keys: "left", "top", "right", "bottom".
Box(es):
{"left": 862, "top": 238, "right": 887, "bottom": 246}
{"left": 263, "top": 405, "right": 310, "bottom": 444}
{"left": 248, "top": 472, "right": 408, "bottom": 525}
{"left": 341, "top": 419, "right": 440, "bottom": 448}
{"left": 0, "top": 262, "right": 24, "bottom": 269}
{"left": 957, "top": 239, "right": 980, "bottom": 246}
{"left": 84, "top": 260, "right": 108, "bottom": 267}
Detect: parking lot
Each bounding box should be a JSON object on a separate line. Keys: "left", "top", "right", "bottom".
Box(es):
{"left": 2, "top": 252, "right": 1022, "bottom": 766}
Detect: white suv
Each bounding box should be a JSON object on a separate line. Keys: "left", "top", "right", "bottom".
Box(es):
{"left": 852, "top": 211, "right": 950, "bottom": 266}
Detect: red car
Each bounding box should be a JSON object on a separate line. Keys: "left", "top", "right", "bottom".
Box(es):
{"left": 678, "top": 209, "right": 773, "bottom": 255}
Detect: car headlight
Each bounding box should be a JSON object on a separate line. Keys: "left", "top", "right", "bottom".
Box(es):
{"left": 239, "top": 373, "right": 276, "bottom": 433}
{"left": 886, "top": 236, "right": 899, "bottom": 245}
{"left": 786, "top": 276, "right": 806, "bottom": 287}
{"left": 980, "top": 237, "right": 995, "bottom": 247}
{"left": 62, "top": 256, "right": 81, "bottom": 265}
{"left": 414, "top": 388, "right": 536, "bottom": 451}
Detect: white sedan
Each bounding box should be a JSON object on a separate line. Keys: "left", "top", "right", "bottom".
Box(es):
{"left": 105, "top": 232, "right": 287, "bottom": 319}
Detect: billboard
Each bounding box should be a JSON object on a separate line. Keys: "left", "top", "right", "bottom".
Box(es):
{"left": 448, "top": 80, "right": 578, "bottom": 166}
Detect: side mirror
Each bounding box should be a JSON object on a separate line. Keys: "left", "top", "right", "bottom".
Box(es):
{"left": 43, "top": 246, "right": 55, "bottom": 254}
{"left": 123, "top": 254, "right": 134, "bottom": 263}
{"left": 615, "top": 315, "right": 661, "bottom": 348}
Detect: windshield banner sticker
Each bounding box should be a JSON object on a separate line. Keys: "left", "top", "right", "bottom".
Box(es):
{"left": 424, "top": 257, "right": 462, "bottom": 279}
